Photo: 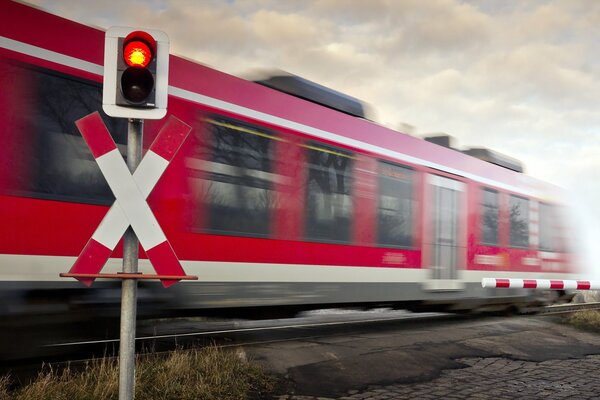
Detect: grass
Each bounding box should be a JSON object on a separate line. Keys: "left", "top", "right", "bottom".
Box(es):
{"left": 565, "top": 309, "right": 600, "bottom": 332}
{"left": 0, "top": 346, "right": 275, "bottom": 400}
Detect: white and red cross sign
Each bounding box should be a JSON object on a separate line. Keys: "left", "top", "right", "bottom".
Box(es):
{"left": 67, "top": 112, "right": 191, "bottom": 287}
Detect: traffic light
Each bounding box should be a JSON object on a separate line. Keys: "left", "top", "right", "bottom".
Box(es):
{"left": 103, "top": 27, "right": 169, "bottom": 119}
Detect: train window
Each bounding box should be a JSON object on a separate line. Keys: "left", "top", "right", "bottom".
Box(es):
{"left": 201, "top": 116, "right": 277, "bottom": 237}
{"left": 509, "top": 195, "right": 529, "bottom": 248}
{"left": 376, "top": 161, "right": 414, "bottom": 248}
{"left": 0, "top": 59, "right": 126, "bottom": 205}
{"left": 305, "top": 143, "right": 353, "bottom": 243}
{"left": 481, "top": 188, "right": 499, "bottom": 246}
{"left": 539, "top": 203, "right": 562, "bottom": 252}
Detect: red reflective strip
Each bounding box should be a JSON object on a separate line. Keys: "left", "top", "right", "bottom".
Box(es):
{"left": 68, "top": 238, "right": 113, "bottom": 286}
{"left": 523, "top": 279, "right": 537, "bottom": 289}
{"left": 148, "top": 116, "right": 192, "bottom": 162}
{"left": 496, "top": 279, "right": 510, "bottom": 288}
{"left": 75, "top": 112, "right": 117, "bottom": 158}
{"left": 577, "top": 281, "right": 591, "bottom": 290}
{"left": 145, "top": 241, "right": 185, "bottom": 288}
{"left": 550, "top": 280, "right": 564, "bottom": 289}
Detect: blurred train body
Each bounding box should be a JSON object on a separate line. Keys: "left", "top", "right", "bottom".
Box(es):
{"left": 0, "top": 2, "right": 580, "bottom": 356}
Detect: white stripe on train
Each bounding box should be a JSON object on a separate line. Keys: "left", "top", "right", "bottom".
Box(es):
{"left": 0, "top": 254, "right": 580, "bottom": 283}
{"left": 0, "top": 35, "right": 547, "bottom": 199}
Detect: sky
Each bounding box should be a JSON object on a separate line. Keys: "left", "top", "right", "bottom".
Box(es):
{"left": 26, "top": 0, "right": 600, "bottom": 269}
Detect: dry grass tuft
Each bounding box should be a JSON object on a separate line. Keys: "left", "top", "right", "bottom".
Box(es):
{"left": 565, "top": 310, "right": 600, "bottom": 332}
{"left": 136, "top": 346, "right": 274, "bottom": 400}
{"left": 2, "top": 346, "right": 275, "bottom": 400}
{"left": 0, "top": 375, "right": 12, "bottom": 400}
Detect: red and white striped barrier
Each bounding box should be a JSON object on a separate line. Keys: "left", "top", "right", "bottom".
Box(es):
{"left": 482, "top": 278, "right": 600, "bottom": 290}
{"left": 68, "top": 112, "right": 191, "bottom": 287}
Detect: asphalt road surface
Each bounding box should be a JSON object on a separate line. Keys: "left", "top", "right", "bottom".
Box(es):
{"left": 239, "top": 315, "right": 600, "bottom": 399}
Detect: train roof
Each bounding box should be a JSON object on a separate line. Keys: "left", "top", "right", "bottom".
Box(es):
{"left": 254, "top": 73, "right": 367, "bottom": 119}
{"left": 424, "top": 135, "right": 525, "bottom": 173}
{"left": 462, "top": 148, "right": 524, "bottom": 173}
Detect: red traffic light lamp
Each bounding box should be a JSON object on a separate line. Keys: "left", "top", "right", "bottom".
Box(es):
{"left": 103, "top": 27, "right": 169, "bottom": 119}
{"left": 120, "top": 31, "right": 156, "bottom": 104}
{"left": 123, "top": 38, "right": 153, "bottom": 67}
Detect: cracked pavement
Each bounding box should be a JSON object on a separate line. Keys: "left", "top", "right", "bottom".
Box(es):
{"left": 241, "top": 315, "right": 600, "bottom": 399}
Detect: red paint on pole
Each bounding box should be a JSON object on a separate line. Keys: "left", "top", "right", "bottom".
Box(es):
{"left": 577, "top": 281, "right": 591, "bottom": 290}
{"left": 550, "top": 280, "right": 564, "bottom": 289}
{"left": 496, "top": 279, "right": 510, "bottom": 288}
{"left": 523, "top": 279, "right": 537, "bottom": 289}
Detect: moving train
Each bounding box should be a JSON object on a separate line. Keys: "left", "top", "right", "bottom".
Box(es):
{"left": 0, "top": 1, "right": 580, "bottom": 356}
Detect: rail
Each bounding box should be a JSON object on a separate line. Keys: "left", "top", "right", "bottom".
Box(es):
{"left": 38, "top": 303, "right": 600, "bottom": 350}
{"left": 539, "top": 301, "right": 600, "bottom": 315}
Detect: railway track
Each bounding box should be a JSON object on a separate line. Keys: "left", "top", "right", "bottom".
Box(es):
{"left": 4, "top": 302, "right": 600, "bottom": 385}
{"left": 41, "top": 302, "right": 600, "bottom": 347}
{"left": 2, "top": 310, "right": 457, "bottom": 381}
{"left": 42, "top": 310, "right": 451, "bottom": 349}
{"left": 43, "top": 302, "right": 600, "bottom": 350}
{"left": 539, "top": 301, "right": 600, "bottom": 315}
{"left": 2, "top": 302, "right": 596, "bottom": 368}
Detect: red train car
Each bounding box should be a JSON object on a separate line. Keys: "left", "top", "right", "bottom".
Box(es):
{"left": 0, "top": 0, "right": 580, "bottom": 335}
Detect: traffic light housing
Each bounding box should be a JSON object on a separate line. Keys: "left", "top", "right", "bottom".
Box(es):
{"left": 103, "top": 27, "right": 169, "bottom": 119}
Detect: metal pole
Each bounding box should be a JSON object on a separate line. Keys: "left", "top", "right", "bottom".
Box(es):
{"left": 119, "top": 118, "right": 143, "bottom": 400}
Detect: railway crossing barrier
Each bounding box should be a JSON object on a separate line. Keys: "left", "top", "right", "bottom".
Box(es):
{"left": 482, "top": 278, "right": 600, "bottom": 290}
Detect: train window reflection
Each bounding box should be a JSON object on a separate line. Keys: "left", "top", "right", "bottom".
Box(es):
{"left": 481, "top": 188, "right": 499, "bottom": 246}
{"left": 377, "top": 161, "right": 414, "bottom": 248}
{"left": 199, "top": 117, "right": 277, "bottom": 237}
{"left": 0, "top": 59, "right": 126, "bottom": 204}
{"left": 305, "top": 144, "right": 353, "bottom": 243}
{"left": 509, "top": 195, "right": 529, "bottom": 248}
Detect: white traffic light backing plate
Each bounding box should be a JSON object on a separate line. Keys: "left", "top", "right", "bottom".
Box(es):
{"left": 103, "top": 27, "right": 169, "bottom": 119}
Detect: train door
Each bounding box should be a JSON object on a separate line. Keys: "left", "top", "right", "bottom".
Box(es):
{"left": 425, "top": 174, "right": 466, "bottom": 290}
